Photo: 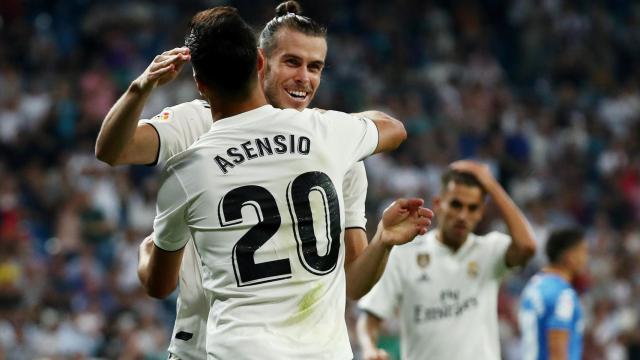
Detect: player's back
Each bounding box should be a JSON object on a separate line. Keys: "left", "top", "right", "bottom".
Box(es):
{"left": 162, "top": 105, "right": 378, "bottom": 359}
{"left": 518, "top": 273, "right": 583, "bottom": 360}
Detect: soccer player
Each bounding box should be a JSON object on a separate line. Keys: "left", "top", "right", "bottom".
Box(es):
{"left": 518, "top": 228, "right": 587, "bottom": 360}
{"left": 95, "top": 2, "right": 402, "bottom": 358}
{"left": 136, "top": 7, "right": 432, "bottom": 359}
{"left": 356, "top": 160, "right": 537, "bottom": 360}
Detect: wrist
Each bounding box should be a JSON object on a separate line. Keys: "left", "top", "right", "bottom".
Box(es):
{"left": 375, "top": 230, "right": 395, "bottom": 251}
{"left": 129, "top": 77, "right": 155, "bottom": 96}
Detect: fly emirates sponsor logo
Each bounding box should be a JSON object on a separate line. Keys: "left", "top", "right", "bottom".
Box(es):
{"left": 413, "top": 290, "right": 478, "bottom": 323}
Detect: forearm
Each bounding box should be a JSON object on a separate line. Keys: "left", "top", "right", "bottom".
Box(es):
{"left": 351, "top": 110, "right": 387, "bottom": 121}
{"left": 95, "top": 81, "right": 152, "bottom": 165}
{"left": 549, "top": 352, "right": 568, "bottom": 360}
{"left": 352, "top": 110, "right": 406, "bottom": 153}
{"left": 485, "top": 180, "right": 536, "bottom": 265}
{"left": 548, "top": 329, "right": 569, "bottom": 360}
{"left": 356, "top": 313, "right": 382, "bottom": 353}
{"left": 138, "top": 235, "right": 182, "bottom": 299}
{"left": 345, "top": 231, "right": 392, "bottom": 300}
{"left": 137, "top": 235, "right": 154, "bottom": 290}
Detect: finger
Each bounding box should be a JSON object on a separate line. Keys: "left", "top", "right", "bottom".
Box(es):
{"left": 162, "top": 47, "right": 190, "bottom": 56}
{"left": 148, "top": 64, "right": 176, "bottom": 79}
{"left": 403, "top": 198, "right": 424, "bottom": 211}
{"left": 382, "top": 198, "right": 403, "bottom": 213}
{"left": 392, "top": 198, "right": 423, "bottom": 212}
{"left": 391, "top": 198, "right": 407, "bottom": 208}
{"left": 153, "top": 54, "right": 185, "bottom": 69}
{"left": 415, "top": 217, "right": 431, "bottom": 229}
{"left": 417, "top": 207, "right": 434, "bottom": 219}
{"left": 173, "top": 55, "right": 191, "bottom": 72}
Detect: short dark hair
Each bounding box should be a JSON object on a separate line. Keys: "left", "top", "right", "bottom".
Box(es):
{"left": 185, "top": 7, "right": 258, "bottom": 100}
{"left": 259, "top": 1, "right": 327, "bottom": 56}
{"left": 545, "top": 228, "right": 585, "bottom": 264}
{"left": 440, "top": 168, "right": 485, "bottom": 194}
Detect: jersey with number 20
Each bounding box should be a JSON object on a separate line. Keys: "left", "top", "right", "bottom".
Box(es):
{"left": 153, "top": 105, "right": 378, "bottom": 360}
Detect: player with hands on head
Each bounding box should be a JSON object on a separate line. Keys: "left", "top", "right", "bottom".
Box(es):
{"left": 357, "top": 160, "right": 537, "bottom": 360}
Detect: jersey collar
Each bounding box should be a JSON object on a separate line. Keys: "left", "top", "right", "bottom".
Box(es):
{"left": 209, "top": 105, "right": 276, "bottom": 131}
{"left": 429, "top": 230, "right": 476, "bottom": 258}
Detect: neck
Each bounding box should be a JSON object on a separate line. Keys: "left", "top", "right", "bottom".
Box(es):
{"left": 436, "top": 228, "right": 465, "bottom": 253}
{"left": 543, "top": 265, "right": 573, "bottom": 282}
{"left": 209, "top": 86, "right": 268, "bottom": 121}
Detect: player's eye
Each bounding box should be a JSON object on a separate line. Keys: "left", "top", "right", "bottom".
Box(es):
{"left": 285, "top": 58, "right": 300, "bottom": 66}
{"left": 450, "top": 200, "right": 463, "bottom": 209}
{"left": 308, "top": 64, "right": 322, "bottom": 73}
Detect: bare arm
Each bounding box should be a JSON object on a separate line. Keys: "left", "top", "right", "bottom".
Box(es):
{"left": 346, "top": 199, "right": 433, "bottom": 300}
{"left": 450, "top": 161, "right": 537, "bottom": 267}
{"left": 95, "top": 47, "right": 190, "bottom": 166}
{"left": 353, "top": 110, "right": 406, "bottom": 154}
{"left": 138, "top": 234, "right": 183, "bottom": 299}
{"left": 356, "top": 312, "right": 390, "bottom": 360}
{"left": 547, "top": 329, "right": 569, "bottom": 360}
{"left": 343, "top": 228, "right": 369, "bottom": 299}
{"left": 344, "top": 228, "right": 389, "bottom": 300}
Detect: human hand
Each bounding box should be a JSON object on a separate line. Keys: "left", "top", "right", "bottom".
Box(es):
{"left": 362, "top": 347, "right": 391, "bottom": 360}
{"left": 133, "top": 47, "right": 191, "bottom": 92}
{"left": 449, "top": 160, "right": 496, "bottom": 188}
{"left": 378, "top": 198, "right": 434, "bottom": 248}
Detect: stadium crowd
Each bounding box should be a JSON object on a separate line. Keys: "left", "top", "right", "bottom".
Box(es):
{"left": 1, "top": 0, "right": 639, "bottom": 358}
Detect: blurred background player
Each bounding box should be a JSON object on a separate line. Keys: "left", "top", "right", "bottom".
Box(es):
{"left": 137, "top": 6, "right": 432, "bottom": 359}
{"left": 95, "top": 1, "right": 403, "bottom": 358}
{"left": 356, "top": 160, "right": 536, "bottom": 360}
{"left": 518, "top": 228, "right": 587, "bottom": 360}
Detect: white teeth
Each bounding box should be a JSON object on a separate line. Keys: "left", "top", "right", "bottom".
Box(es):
{"left": 287, "top": 90, "right": 307, "bottom": 98}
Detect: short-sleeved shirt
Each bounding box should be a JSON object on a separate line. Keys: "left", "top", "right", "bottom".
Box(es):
{"left": 358, "top": 230, "right": 512, "bottom": 360}
{"left": 141, "top": 100, "right": 369, "bottom": 359}
{"left": 518, "top": 273, "right": 584, "bottom": 360}
{"left": 153, "top": 105, "right": 378, "bottom": 359}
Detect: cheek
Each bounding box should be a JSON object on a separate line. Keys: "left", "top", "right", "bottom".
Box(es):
{"left": 311, "top": 76, "right": 321, "bottom": 89}
{"left": 467, "top": 212, "right": 483, "bottom": 224}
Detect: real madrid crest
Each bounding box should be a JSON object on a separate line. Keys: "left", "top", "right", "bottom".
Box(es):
{"left": 467, "top": 261, "right": 479, "bottom": 278}
{"left": 417, "top": 253, "right": 430, "bottom": 269}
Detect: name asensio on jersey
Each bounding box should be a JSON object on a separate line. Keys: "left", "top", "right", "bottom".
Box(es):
{"left": 214, "top": 134, "right": 311, "bottom": 174}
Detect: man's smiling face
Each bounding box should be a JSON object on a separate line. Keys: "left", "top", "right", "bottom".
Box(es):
{"left": 261, "top": 27, "right": 327, "bottom": 110}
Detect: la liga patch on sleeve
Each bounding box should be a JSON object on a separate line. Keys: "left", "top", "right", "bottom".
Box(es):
{"left": 153, "top": 109, "right": 174, "bottom": 121}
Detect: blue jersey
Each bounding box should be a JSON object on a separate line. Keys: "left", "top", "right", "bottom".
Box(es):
{"left": 518, "top": 273, "right": 584, "bottom": 360}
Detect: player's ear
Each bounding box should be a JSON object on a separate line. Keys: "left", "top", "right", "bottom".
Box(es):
{"left": 257, "top": 48, "right": 266, "bottom": 81}
{"left": 193, "top": 75, "right": 208, "bottom": 99}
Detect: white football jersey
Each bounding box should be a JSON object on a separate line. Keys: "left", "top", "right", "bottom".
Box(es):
{"left": 154, "top": 105, "right": 378, "bottom": 360}
{"left": 140, "top": 99, "right": 213, "bottom": 168}
{"left": 142, "top": 100, "right": 369, "bottom": 359}
{"left": 358, "top": 230, "right": 512, "bottom": 360}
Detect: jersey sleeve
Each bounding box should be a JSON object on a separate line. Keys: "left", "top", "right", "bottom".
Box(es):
{"left": 321, "top": 111, "right": 379, "bottom": 166}
{"left": 358, "top": 247, "right": 403, "bottom": 319}
{"left": 343, "top": 161, "right": 368, "bottom": 230}
{"left": 153, "top": 166, "right": 191, "bottom": 251}
{"left": 139, "top": 101, "right": 212, "bottom": 166}
{"left": 486, "top": 231, "right": 513, "bottom": 279}
{"left": 547, "top": 289, "right": 576, "bottom": 330}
